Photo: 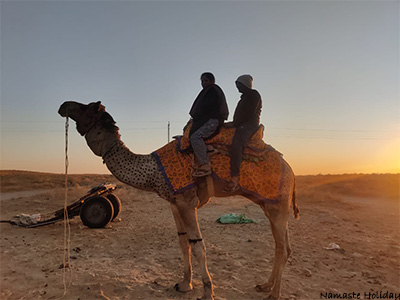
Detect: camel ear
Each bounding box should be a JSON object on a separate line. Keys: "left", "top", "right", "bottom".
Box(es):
{"left": 87, "top": 101, "right": 105, "bottom": 113}
{"left": 94, "top": 101, "right": 102, "bottom": 110}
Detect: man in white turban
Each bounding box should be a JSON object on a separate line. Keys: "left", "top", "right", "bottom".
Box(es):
{"left": 236, "top": 74, "right": 253, "bottom": 89}
{"left": 225, "top": 74, "right": 262, "bottom": 192}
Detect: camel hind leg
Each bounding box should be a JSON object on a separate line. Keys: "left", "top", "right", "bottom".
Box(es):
{"left": 256, "top": 173, "right": 294, "bottom": 299}
{"left": 256, "top": 209, "right": 291, "bottom": 300}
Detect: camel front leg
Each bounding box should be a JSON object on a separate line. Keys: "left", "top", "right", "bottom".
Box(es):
{"left": 176, "top": 197, "right": 214, "bottom": 300}
{"left": 170, "top": 203, "right": 193, "bottom": 292}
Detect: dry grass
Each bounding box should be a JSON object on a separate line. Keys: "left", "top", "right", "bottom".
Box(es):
{"left": 2, "top": 170, "right": 398, "bottom": 198}
{"left": 0, "top": 170, "right": 114, "bottom": 193}
{"left": 296, "top": 173, "right": 399, "bottom": 203}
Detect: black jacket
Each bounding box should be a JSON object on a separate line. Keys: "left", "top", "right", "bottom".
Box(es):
{"left": 233, "top": 89, "right": 262, "bottom": 129}
{"left": 189, "top": 84, "right": 229, "bottom": 136}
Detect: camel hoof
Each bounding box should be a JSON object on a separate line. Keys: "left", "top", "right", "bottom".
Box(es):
{"left": 255, "top": 283, "right": 272, "bottom": 293}
{"left": 264, "top": 293, "right": 280, "bottom": 300}
{"left": 174, "top": 282, "right": 193, "bottom": 293}
{"left": 196, "top": 296, "right": 214, "bottom": 300}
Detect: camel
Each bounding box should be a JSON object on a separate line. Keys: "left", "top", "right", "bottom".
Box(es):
{"left": 58, "top": 101, "right": 299, "bottom": 300}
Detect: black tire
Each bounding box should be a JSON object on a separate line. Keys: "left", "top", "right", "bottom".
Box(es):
{"left": 106, "top": 194, "right": 122, "bottom": 221}
{"left": 80, "top": 196, "right": 114, "bottom": 228}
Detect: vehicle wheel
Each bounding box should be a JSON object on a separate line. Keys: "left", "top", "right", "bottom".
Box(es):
{"left": 80, "top": 196, "right": 114, "bottom": 228}
{"left": 106, "top": 194, "right": 122, "bottom": 221}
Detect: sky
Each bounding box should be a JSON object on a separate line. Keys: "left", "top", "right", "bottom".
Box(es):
{"left": 1, "top": 0, "right": 399, "bottom": 175}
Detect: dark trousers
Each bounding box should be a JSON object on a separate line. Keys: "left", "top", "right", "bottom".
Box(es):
{"left": 230, "top": 125, "right": 258, "bottom": 177}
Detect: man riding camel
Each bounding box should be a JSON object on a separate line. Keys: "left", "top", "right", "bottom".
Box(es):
{"left": 225, "top": 74, "right": 262, "bottom": 192}
{"left": 188, "top": 72, "right": 229, "bottom": 177}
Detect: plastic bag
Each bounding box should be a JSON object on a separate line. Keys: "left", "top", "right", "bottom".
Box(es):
{"left": 216, "top": 213, "right": 256, "bottom": 224}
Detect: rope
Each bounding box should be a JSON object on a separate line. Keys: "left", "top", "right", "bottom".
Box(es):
{"left": 62, "top": 116, "right": 72, "bottom": 297}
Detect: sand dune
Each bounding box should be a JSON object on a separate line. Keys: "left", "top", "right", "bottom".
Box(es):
{"left": 0, "top": 171, "right": 399, "bottom": 299}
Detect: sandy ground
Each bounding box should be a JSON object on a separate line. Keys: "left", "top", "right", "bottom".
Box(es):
{"left": 0, "top": 171, "right": 399, "bottom": 300}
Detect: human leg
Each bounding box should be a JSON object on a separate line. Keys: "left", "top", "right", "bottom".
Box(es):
{"left": 190, "top": 119, "right": 219, "bottom": 177}
{"left": 225, "top": 125, "right": 256, "bottom": 191}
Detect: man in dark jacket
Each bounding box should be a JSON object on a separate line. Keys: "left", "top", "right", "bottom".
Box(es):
{"left": 225, "top": 74, "right": 262, "bottom": 191}
{"left": 189, "top": 72, "right": 229, "bottom": 177}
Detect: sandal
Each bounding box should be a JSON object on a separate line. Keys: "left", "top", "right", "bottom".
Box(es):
{"left": 223, "top": 176, "right": 240, "bottom": 192}
{"left": 207, "top": 145, "right": 219, "bottom": 156}
{"left": 223, "top": 181, "right": 240, "bottom": 192}
{"left": 192, "top": 164, "right": 212, "bottom": 177}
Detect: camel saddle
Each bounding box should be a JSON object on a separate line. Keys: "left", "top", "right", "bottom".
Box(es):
{"left": 178, "top": 123, "right": 275, "bottom": 162}
{"left": 152, "top": 123, "right": 286, "bottom": 203}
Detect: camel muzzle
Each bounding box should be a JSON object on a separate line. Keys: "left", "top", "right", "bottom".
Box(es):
{"left": 58, "top": 103, "right": 69, "bottom": 117}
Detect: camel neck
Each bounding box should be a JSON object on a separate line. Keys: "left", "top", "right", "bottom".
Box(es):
{"left": 102, "top": 143, "right": 158, "bottom": 191}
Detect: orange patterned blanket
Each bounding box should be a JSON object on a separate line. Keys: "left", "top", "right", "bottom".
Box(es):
{"left": 152, "top": 125, "right": 285, "bottom": 203}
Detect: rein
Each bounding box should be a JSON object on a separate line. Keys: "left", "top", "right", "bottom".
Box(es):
{"left": 62, "top": 115, "right": 72, "bottom": 297}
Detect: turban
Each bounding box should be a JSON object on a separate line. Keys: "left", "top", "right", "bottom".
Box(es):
{"left": 236, "top": 74, "right": 253, "bottom": 89}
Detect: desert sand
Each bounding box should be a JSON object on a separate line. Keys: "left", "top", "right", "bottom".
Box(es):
{"left": 0, "top": 171, "right": 399, "bottom": 300}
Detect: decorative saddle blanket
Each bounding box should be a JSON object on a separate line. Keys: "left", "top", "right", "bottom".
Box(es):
{"left": 178, "top": 124, "right": 269, "bottom": 161}
{"left": 152, "top": 124, "right": 286, "bottom": 203}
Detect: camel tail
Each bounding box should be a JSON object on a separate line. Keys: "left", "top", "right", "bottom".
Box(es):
{"left": 292, "top": 181, "right": 300, "bottom": 220}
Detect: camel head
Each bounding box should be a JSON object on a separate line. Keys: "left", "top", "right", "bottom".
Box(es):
{"left": 58, "top": 101, "right": 107, "bottom": 135}
{"left": 58, "top": 101, "right": 120, "bottom": 157}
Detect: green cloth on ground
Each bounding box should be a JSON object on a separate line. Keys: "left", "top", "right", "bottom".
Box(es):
{"left": 216, "top": 213, "right": 256, "bottom": 224}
